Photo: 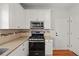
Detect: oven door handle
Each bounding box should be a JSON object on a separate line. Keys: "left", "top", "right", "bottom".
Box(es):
{"left": 29, "top": 41, "right": 45, "bottom": 42}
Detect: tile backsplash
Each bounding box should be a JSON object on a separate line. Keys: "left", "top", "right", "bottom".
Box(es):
{"left": 0, "top": 29, "right": 30, "bottom": 45}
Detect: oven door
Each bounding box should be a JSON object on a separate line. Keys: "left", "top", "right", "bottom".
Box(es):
{"left": 29, "top": 41, "right": 45, "bottom": 56}
{"left": 29, "top": 42, "right": 45, "bottom": 51}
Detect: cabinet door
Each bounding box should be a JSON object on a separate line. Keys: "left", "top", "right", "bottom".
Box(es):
{"left": 43, "top": 10, "right": 51, "bottom": 29}
{"left": 0, "top": 3, "right": 26, "bottom": 29}
{"left": 21, "top": 10, "right": 26, "bottom": 29}
{"left": 9, "top": 44, "right": 24, "bottom": 56}
{"left": 9, "top": 4, "right": 26, "bottom": 29}
{"left": 25, "top": 10, "right": 31, "bottom": 29}
{"left": 9, "top": 4, "right": 20, "bottom": 29}
{"left": 0, "top": 4, "right": 9, "bottom": 29}
{"left": 45, "top": 39, "right": 53, "bottom": 56}
{"left": 16, "top": 4, "right": 26, "bottom": 29}
{"left": 23, "top": 41, "right": 28, "bottom": 56}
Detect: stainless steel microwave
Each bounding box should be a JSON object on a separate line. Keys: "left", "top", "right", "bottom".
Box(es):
{"left": 30, "top": 21, "right": 44, "bottom": 29}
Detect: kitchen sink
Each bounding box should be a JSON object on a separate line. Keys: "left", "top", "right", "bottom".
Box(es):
{"left": 0, "top": 48, "right": 8, "bottom": 55}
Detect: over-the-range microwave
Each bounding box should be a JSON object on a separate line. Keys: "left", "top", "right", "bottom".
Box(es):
{"left": 30, "top": 21, "right": 44, "bottom": 29}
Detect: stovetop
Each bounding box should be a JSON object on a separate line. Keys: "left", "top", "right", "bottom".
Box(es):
{"left": 29, "top": 34, "right": 44, "bottom": 39}
{"left": 29, "top": 34, "right": 44, "bottom": 41}
{"left": 29, "top": 36, "right": 44, "bottom": 39}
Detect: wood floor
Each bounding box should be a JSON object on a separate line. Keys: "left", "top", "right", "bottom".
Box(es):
{"left": 53, "top": 50, "right": 77, "bottom": 56}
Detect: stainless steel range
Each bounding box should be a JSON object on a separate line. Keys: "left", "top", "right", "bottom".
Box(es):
{"left": 29, "top": 31, "right": 45, "bottom": 41}
{"left": 29, "top": 21, "right": 45, "bottom": 56}
{"left": 29, "top": 31, "right": 45, "bottom": 56}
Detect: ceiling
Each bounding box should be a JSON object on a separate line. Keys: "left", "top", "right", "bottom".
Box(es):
{"left": 21, "top": 3, "right": 79, "bottom": 9}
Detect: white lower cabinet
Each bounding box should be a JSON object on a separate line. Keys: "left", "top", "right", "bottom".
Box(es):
{"left": 45, "top": 39, "right": 53, "bottom": 56}
{"left": 9, "top": 44, "right": 24, "bottom": 56}
{"left": 8, "top": 40, "right": 28, "bottom": 56}
{"left": 23, "top": 40, "right": 28, "bottom": 56}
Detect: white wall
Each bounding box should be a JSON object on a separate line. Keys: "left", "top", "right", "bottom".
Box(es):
{"left": 52, "top": 6, "right": 70, "bottom": 49}
{"left": 69, "top": 5, "right": 79, "bottom": 54}
{"left": 24, "top": 4, "right": 70, "bottom": 50}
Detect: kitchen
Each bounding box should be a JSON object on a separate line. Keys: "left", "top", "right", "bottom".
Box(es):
{"left": 0, "top": 3, "right": 79, "bottom": 56}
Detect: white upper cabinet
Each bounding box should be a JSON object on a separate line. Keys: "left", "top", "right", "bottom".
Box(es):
{"left": 9, "top": 4, "right": 26, "bottom": 29}
{"left": 25, "top": 9, "right": 51, "bottom": 29}
{"left": 0, "top": 3, "right": 26, "bottom": 29}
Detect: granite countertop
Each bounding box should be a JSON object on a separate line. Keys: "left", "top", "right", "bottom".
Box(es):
{"left": 0, "top": 31, "right": 54, "bottom": 56}
{"left": 0, "top": 36, "right": 29, "bottom": 56}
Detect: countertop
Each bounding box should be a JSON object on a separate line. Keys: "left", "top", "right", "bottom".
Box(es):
{"left": 0, "top": 36, "right": 29, "bottom": 56}
{"left": 0, "top": 33, "right": 54, "bottom": 56}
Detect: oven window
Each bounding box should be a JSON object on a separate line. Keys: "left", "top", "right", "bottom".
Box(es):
{"left": 29, "top": 42, "right": 45, "bottom": 51}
